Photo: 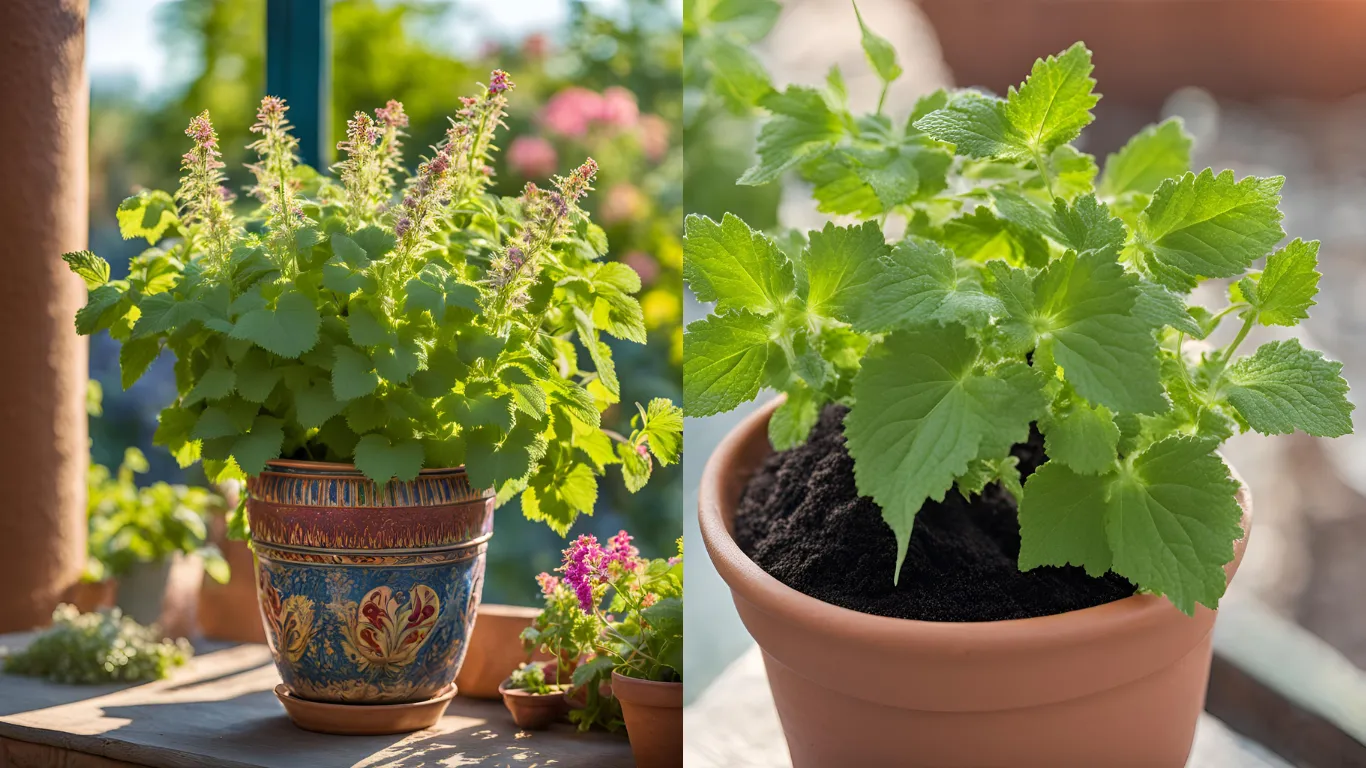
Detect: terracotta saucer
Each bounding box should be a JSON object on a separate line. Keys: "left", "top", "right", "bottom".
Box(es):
{"left": 274, "top": 685, "right": 456, "bottom": 735}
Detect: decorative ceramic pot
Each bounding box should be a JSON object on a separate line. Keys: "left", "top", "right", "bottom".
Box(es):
{"left": 699, "top": 399, "right": 1252, "bottom": 768}
{"left": 247, "top": 460, "right": 494, "bottom": 705}
{"left": 613, "top": 671, "right": 683, "bottom": 768}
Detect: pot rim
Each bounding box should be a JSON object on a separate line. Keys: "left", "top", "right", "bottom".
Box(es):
{"left": 611, "top": 669, "right": 683, "bottom": 707}
{"left": 262, "top": 459, "right": 467, "bottom": 477}
{"left": 498, "top": 678, "right": 573, "bottom": 699}
{"left": 699, "top": 397, "right": 1253, "bottom": 654}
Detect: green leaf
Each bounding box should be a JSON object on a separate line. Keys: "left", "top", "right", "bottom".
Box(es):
{"left": 332, "top": 346, "right": 380, "bottom": 401}
{"left": 234, "top": 349, "right": 282, "bottom": 402}
{"left": 1018, "top": 461, "right": 1113, "bottom": 577}
{"left": 1030, "top": 251, "right": 1167, "bottom": 414}
{"left": 1138, "top": 170, "right": 1285, "bottom": 282}
{"left": 853, "top": 2, "right": 901, "bottom": 84}
{"left": 229, "top": 291, "right": 320, "bottom": 358}
{"left": 845, "top": 325, "right": 1046, "bottom": 577}
{"left": 116, "top": 190, "right": 178, "bottom": 245}
{"left": 941, "top": 207, "right": 1048, "bottom": 268}
{"left": 293, "top": 382, "right": 345, "bottom": 429}
{"left": 1133, "top": 280, "right": 1204, "bottom": 338}
{"left": 523, "top": 459, "right": 599, "bottom": 535}
{"left": 119, "top": 336, "right": 161, "bottom": 390}
{"left": 74, "top": 284, "right": 130, "bottom": 336}
{"left": 1051, "top": 194, "right": 1126, "bottom": 258}
{"left": 1253, "top": 238, "right": 1320, "bottom": 327}
{"left": 350, "top": 226, "right": 396, "bottom": 260}
{"left": 1107, "top": 437, "right": 1242, "bottom": 614}
{"left": 739, "top": 86, "right": 846, "bottom": 186}
{"left": 1222, "top": 340, "right": 1354, "bottom": 437}
{"left": 769, "top": 386, "right": 821, "bottom": 450}
{"left": 798, "top": 221, "right": 888, "bottom": 322}
{"left": 1098, "top": 118, "right": 1193, "bottom": 198}
{"left": 373, "top": 335, "right": 421, "bottom": 383}
{"left": 231, "top": 416, "right": 285, "bottom": 476}
{"left": 682, "top": 311, "right": 771, "bottom": 416}
{"left": 1041, "top": 398, "right": 1119, "bottom": 475}
{"left": 154, "top": 407, "right": 201, "bottom": 468}
{"left": 642, "top": 398, "right": 683, "bottom": 465}
{"left": 331, "top": 233, "right": 372, "bottom": 268}
{"left": 958, "top": 454, "right": 1023, "bottom": 504}
{"left": 683, "top": 213, "right": 795, "bottom": 315}
{"left": 192, "top": 406, "right": 242, "bottom": 440}
{"left": 849, "top": 238, "right": 1003, "bottom": 333}
{"left": 346, "top": 304, "right": 389, "bottom": 347}
{"left": 184, "top": 365, "right": 235, "bottom": 405}
{"left": 618, "top": 441, "right": 652, "bottom": 492}
{"left": 704, "top": 37, "right": 773, "bottom": 111}
{"left": 353, "top": 434, "right": 424, "bottom": 483}
{"left": 464, "top": 425, "right": 538, "bottom": 490}
{"left": 62, "top": 250, "right": 111, "bottom": 288}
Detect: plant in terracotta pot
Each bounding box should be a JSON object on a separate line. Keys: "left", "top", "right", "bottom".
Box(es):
{"left": 63, "top": 69, "right": 681, "bottom": 733}
{"left": 498, "top": 660, "right": 571, "bottom": 730}
{"left": 687, "top": 15, "right": 1353, "bottom": 768}
{"left": 86, "top": 446, "right": 228, "bottom": 630}
{"left": 559, "top": 532, "right": 682, "bottom": 767}
{"left": 520, "top": 570, "right": 602, "bottom": 685}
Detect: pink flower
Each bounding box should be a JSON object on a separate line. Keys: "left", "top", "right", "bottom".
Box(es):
{"left": 507, "top": 136, "right": 559, "bottom": 179}
{"left": 638, "top": 114, "right": 670, "bottom": 163}
{"left": 601, "top": 183, "right": 645, "bottom": 225}
{"left": 536, "top": 572, "right": 560, "bottom": 596}
{"left": 541, "top": 87, "right": 600, "bottom": 138}
{"left": 641, "top": 593, "right": 659, "bottom": 609}
{"left": 605, "top": 529, "right": 643, "bottom": 573}
{"left": 488, "top": 69, "right": 514, "bottom": 97}
{"left": 623, "top": 251, "right": 658, "bottom": 286}
{"left": 375, "top": 99, "right": 409, "bottom": 128}
{"left": 559, "top": 534, "right": 607, "bottom": 612}
{"left": 596, "top": 87, "right": 639, "bottom": 129}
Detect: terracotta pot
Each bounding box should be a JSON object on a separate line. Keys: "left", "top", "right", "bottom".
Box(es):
{"left": 699, "top": 399, "right": 1252, "bottom": 768}
{"left": 63, "top": 579, "right": 116, "bottom": 614}
{"left": 498, "top": 677, "right": 570, "bottom": 730}
{"left": 916, "top": 0, "right": 1366, "bottom": 106}
{"left": 454, "top": 604, "right": 539, "bottom": 699}
{"left": 612, "top": 670, "right": 682, "bottom": 768}
{"left": 198, "top": 483, "right": 265, "bottom": 643}
{"left": 247, "top": 460, "right": 494, "bottom": 715}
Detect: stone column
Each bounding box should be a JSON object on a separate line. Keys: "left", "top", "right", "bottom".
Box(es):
{"left": 0, "top": 0, "right": 90, "bottom": 632}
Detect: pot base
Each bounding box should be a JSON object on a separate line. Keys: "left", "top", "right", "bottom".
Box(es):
{"left": 274, "top": 684, "right": 455, "bottom": 735}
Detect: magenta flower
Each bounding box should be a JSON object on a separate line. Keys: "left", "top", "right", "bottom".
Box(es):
{"left": 559, "top": 534, "right": 607, "bottom": 612}
{"left": 488, "top": 69, "right": 513, "bottom": 96}
{"left": 507, "top": 136, "right": 559, "bottom": 179}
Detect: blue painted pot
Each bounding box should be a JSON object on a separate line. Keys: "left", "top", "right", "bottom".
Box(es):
{"left": 246, "top": 460, "right": 495, "bottom": 704}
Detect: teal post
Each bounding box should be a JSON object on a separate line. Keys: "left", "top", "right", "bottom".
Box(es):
{"left": 266, "top": 0, "right": 329, "bottom": 169}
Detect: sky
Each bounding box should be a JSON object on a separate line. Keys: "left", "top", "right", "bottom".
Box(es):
{"left": 89, "top": 0, "right": 612, "bottom": 97}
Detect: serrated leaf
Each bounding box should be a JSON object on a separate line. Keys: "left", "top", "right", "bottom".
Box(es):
{"left": 739, "top": 86, "right": 846, "bottom": 185}
{"left": 913, "top": 92, "right": 1019, "bottom": 160}
{"left": 853, "top": 2, "right": 901, "bottom": 84}
{"left": 682, "top": 311, "right": 771, "bottom": 416}
{"left": 942, "top": 207, "right": 1048, "bottom": 268}
{"left": 797, "top": 220, "right": 888, "bottom": 321}
{"left": 347, "top": 304, "right": 389, "bottom": 347}
{"left": 1139, "top": 170, "right": 1285, "bottom": 281}
{"left": 464, "top": 425, "right": 538, "bottom": 489}
{"left": 74, "top": 284, "right": 130, "bottom": 336}
{"left": 848, "top": 238, "right": 1003, "bottom": 333}
{"left": 119, "top": 336, "right": 161, "bottom": 390}
{"left": 192, "top": 406, "right": 241, "bottom": 440}
{"left": 1018, "top": 461, "right": 1113, "bottom": 576}
{"left": 1223, "top": 340, "right": 1353, "bottom": 437}
{"left": 1133, "top": 280, "right": 1204, "bottom": 338}
{"left": 294, "top": 382, "right": 345, "bottom": 429}
{"left": 683, "top": 213, "right": 795, "bottom": 314}
{"left": 185, "top": 364, "right": 235, "bottom": 404}
{"left": 845, "top": 325, "right": 1046, "bottom": 577}
{"left": 353, "top": 434, "right": 424, "bottom": 483}
{"left": 331, "top": 233, "right": 372, "bottom": 268}
{"left": 1098, "top": 118, "right": 1192, "bottom": 198}
{"left": 642, "top": 398, "right": 683, "bottom": 465}
{"left": 1254, "top": 238, "right": 1320, "bottom": 327}
{"left": 1051, "top": 194, "right": 1126, "bottom": 257}
{"left": 618, "top": 441, "right": 652, "bottom": 492}
{"left": 769, "top": 386, "right": 821, "bottom": 450}
{"left": 231, "top": 416, "right": 285, "bottom": 476}
{"left": 523, "top": 459, "right": 598, "bottom": 535}
{"left": 230, "top": 291, "right": 320, "bottom": 358}
{"left": 332, "top": 346, "right": 379, "bottom": 401}
{"left": 234, "top": 349, "right": 282, "bottom": 402}
{"left": 350, "top": 226, "right": 396, "bottom": 260}
{"left": 374, "top": 335, "right": 421, "bottom": 383}
{"left": 116, "top": 190, "right": 178, "bottom": 245}
{"left": 1041, "top": 398, "right": 1119, "bottom": 474}
{"left": 63, "top": 250, "right": 111, "bottom": 288}
{"left": 1106, "top": 437, "right": 1243, "bottom": 614}
{"left": 704, "top": 37, "right": 773, "bottom": 112}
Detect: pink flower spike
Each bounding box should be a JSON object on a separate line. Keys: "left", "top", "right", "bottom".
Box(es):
{"left": 559, "top": 534, "right": 606, "bottom": 612}
{"left": 488, "top": 69, "right": 514, "bottom": 96}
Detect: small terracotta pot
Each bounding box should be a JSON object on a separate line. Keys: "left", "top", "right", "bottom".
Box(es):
{"left": 454, "top": 604, "right": 539, "bottom": 699}
{"left": 63, "top": 579, "right": 117, "bottom": 613}
{"left": 198, "top": 483, "right": 265, "bottom": 643}
{"left": 612, "top": 671, "right": 682, "bottom": 768}
{"left": 498, "top": 678, "right": 570, "bottom": 730}
{"left": 699, "top": 399, "right": 1253, "bottom": 768}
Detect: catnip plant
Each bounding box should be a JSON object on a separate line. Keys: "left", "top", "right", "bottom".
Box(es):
{"left": 65, "top": 71, "right": 681, "bottom": 537}
{"left": 682, "top": 17, "right": 1355, "bottom": 614}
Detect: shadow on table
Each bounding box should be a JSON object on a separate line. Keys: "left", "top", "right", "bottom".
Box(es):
{"left": 0, "top": 675, "right": 141, "bottom": 718}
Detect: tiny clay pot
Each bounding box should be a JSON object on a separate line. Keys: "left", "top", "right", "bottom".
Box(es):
{"left": 612, "top": 671, "right": 682, "bottom": 768}
{"left": 499, "top": 678, "right": 570, "bottom": 730}
{"left": 699, "top": 398, "right": 1253, "bottom": 768}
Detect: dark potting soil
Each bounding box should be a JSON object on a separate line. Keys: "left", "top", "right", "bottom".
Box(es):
{"left": 735, "top": 405, "right": 1136, "bottom": 622}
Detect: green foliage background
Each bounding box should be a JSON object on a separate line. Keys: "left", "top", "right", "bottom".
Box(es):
{"left": 87, "top": 0, "right": 682, "bottom": 606}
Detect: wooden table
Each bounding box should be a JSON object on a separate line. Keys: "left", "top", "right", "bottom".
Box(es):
{"left": 0, "top": 634, "right": 632, "bottom": 768}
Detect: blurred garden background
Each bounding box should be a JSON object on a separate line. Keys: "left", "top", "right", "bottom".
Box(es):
{"left": 86, "top": 0, "right": 683, "bottom": 606}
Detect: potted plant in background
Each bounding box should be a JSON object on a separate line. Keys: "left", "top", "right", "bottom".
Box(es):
{"left": 498, "top": 660, "right": 570, "bottom": 729}
{"left": 558, "top": 531, "right": 683, "bottom": 768}
{"left": 63, "top": 70, "right": 681, "bottom": 735}
{"left": 85, "top": 445, "right": 227, "bottom": 637}
{"left": 688, "top": 14, "right": 1353, "bottom": 768}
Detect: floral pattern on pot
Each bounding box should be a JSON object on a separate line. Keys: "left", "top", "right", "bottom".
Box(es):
{"left": 256, "top": 553, "right": 483, "bottom": 704}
